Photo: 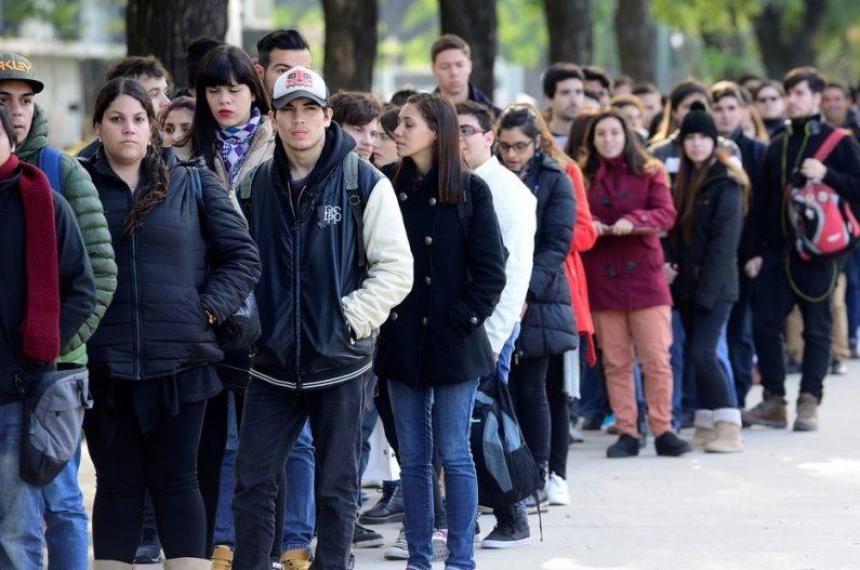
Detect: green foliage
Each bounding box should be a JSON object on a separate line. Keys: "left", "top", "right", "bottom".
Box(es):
{"left": 2, "top": 0, "right": 82, "bottom": 40}
{"left": 272, "top": 1, "right": 325, "bottom": 64}
{"left": 498, "top": 0, "right": 546, "bottom": 66}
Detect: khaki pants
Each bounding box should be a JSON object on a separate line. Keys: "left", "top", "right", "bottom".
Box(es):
{"left": 786, "top": 273, "right": 848, "bottom": 362}
{"left": 593, "top": 305, "right": 673, "bottom": 438}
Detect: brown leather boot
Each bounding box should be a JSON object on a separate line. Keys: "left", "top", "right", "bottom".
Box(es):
{"left": 742, "top": 390, "right": 788, "bottom": 428}
{"left": 793, "top": 393, "right": 819, "bottom": 431}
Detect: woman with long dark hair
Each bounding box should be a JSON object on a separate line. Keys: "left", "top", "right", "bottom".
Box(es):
{"left": 579, "top": 109, "right": 688, "bottom": 459}
{"left": 375, "top": 93, "right": 506, "bottom": 570}
{"left": 667, "top": 104, "right": 748, "bottom": 453}
{"left": 483, "top": 103, "right": 576, "bottom": 547}
{"left": 81, "top": 78, "right": 260, "bottom": 570}
{"left": 189, "top": 45, "right": 274, "bottom": 196}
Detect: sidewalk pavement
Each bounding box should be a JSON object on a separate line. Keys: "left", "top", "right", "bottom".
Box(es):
{"left": 80, "top": 369, "right": 860, "bottom": 569}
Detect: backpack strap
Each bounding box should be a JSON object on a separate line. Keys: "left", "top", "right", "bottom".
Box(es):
{"left": 38, "top": 146, "right": 64, "bottom": 195}
{"left": 813, "top": 128, "right": 850, "bottom": 162}
{"left": 237, "top": 162, "right": 265, "bottom": 231}
{"left": 343, "top": 152, "right": 367, "bottom": 269}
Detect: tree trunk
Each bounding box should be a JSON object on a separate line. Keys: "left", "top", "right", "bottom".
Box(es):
{"left": 322, "top": 0, "right": 378, "bottom": 92}
{"left": 439, "top": 0, "right": 497, "bottom": 99}
{"left": 544, "top": 0, "right": 592, "bottom": 64}
{"left": 614, "top": 0, "right": 656, "bottom": 82}
{"left": 753, "top": 0, "right": 827, "bottom": 79}
{"left": 126, "top": 0, "right": 228, "bottom": 91}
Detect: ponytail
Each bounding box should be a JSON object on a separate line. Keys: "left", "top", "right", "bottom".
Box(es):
{"left": 123, "top": 144, "right": 170, "bottom": 236}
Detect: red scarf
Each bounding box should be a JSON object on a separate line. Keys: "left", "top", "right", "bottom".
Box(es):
{"left": 0, "top": 154, "right": 61, "bottom": 362}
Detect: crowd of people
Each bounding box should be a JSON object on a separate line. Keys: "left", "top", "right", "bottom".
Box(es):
{"left": 1, "top": 25, "right": 860, "bottom": 570}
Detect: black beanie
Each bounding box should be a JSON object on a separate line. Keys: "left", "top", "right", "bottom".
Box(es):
{"left": 678, "top": 101, "right": 718, "bottom": 144}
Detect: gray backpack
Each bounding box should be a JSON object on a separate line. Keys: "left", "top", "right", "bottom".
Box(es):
{"left": 20, "top": 366, "right": 92, "bottom": 485}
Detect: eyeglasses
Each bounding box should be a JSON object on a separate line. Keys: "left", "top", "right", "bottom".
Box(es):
{"left": 498, "top": 140, "right": 535, "bottom": 154}
{"left": 459, "top": 125, "right": 486, "bottom": 137}
{"left": 757, "top": 96, "right": 780, "bottom": 103}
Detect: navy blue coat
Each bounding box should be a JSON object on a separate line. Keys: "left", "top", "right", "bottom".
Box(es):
{"left": 514, "top": 153, "right": 577, "bottom": 359}
{"left": 82, "top": 149, "right": 261, "bottom": 380}
{"left": 375, "top": 163, "right": 506, "bottom": 388}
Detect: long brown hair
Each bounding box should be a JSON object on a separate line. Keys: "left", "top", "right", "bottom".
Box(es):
{"left": 673, "top": 146, "right": 750, "bottom": 242}
{"left": 564, "top": 109, "right": 598, "bottom": 163}
{"left": 579, "top": 109, "right": 660, "bottom": 185}
{"left": 497, "top": 103, "right": 574, "bottom": 169}
{"left": 394, "top": 93, "right": 463, "bottom": 204}
{"left": 93, "top": 78, "right": 168, "bottom": 236}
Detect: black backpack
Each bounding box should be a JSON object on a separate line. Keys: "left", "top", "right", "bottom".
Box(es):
{"left": 470, "top": 371, "right": 542, "bottom": 509}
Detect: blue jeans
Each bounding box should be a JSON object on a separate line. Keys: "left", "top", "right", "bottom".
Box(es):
{"left": 42, "top": 442, "right": 88, "bottom": 570}
{"left": 0, "top": 401, "right": 43, "bottom": 569}
{"left": 846, "top": 247, "right": 860, "bottom": 343}
{"left": 387, "top": 379, "right": 478, "bottom": 570}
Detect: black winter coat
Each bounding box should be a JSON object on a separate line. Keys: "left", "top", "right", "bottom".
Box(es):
{"left": 667, "top": 160, "right": 745, "bottom": 310}
{"left": 375, "top": 163, "right": 506, "bottom": 388}
{"left": 514, "top": 153, "right": 577, "bottom": 359}
{"left": 0, "top": 165, "right": 96, "bottom": 404}
{"left": 82, "top": 149, "right": 261, "bottom": 380}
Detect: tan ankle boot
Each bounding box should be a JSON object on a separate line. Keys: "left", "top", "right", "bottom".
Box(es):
{"left": 691, "top": 410, "right": 716, "bottom": 446}
{"left": 793, "top": 393, "right": 819, "bottom": 431}
{"left": 704, "top": 421, "right": 743, "bottom": 453}
{"left": 281, "top": 547, "right": 313, "bottom": 570}
{"left": 93, "top": 562, "right": 134, "bottom": 570}
{"left": 210, "top": 545, "right": 234, "bottom": 570}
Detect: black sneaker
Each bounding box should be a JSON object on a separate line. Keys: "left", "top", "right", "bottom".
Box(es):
{"left": 606, "top": 434, "right": 640, "bottom": 458}
{"left": 655, "top": 431, "right": 692, "bottom": 457}
{"left": 480, "top": 510, "right": 530, "bottom": 549}
{"left": 359, "top": 484, "right": 404, "bottom": 524}
{"left": 581, "top": 413, "right": 604, "bottom": 431}
{"left": 352, "top": 522, "right": 384, "bottom": 548}
{"left": 133, "top": 527, "right": 162, "bottom": 564}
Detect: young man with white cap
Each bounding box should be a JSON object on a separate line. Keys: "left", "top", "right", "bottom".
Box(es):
{"left": 231, "top": 66, "right": 413, "bottom": 570}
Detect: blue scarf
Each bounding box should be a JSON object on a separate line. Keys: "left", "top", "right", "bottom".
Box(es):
{"left": 216, "top": 107, "right": 261, "bottom": 186}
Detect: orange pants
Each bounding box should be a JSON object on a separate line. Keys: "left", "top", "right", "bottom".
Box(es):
{"left": 592, "top": 305, "right": 674, "bottom": 438}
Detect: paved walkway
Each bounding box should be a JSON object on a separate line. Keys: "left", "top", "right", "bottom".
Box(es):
{"left": 80, "top": 370, "right": 860, "bottom": 569}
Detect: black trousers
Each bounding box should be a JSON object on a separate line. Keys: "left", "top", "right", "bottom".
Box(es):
{"left": 233, "top": 377, "right": 365, "bottom": 570}
{"left": 509, "top": 355, "right": 551, "bottom": 467}
{"left": 547, "top": 354, "right": 570, "bottom": 479}
{"left": 86, "top": 394, "right": 207, "bottom": 562}
{"left": 752, "top": 253, "right": 835, "bottom": 401}
{"left": 682, "top": 300, "right": 735, "bottom": 410}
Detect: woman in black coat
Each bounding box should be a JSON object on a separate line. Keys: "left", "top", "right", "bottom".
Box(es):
{"left": 82, "top": 78, "right": 260, "bottom": 568}
{"left": 667, "top": 105, "right": 747, "bottom": 454}
{"left": 490, "top": 103, "right": 576, "bottom": 541}
{"left": 375, "top": 93, "right": 506, "bottom": 570}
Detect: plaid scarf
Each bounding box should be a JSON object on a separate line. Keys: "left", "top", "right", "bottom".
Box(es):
{"left": 217, "top": 106, "right": 261, "bottom": 186}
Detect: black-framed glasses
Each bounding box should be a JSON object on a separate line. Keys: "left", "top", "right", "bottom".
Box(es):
{"left": 498, "top": 140, "right": 535, "bottom": 154}
{"left": 459, "top": 125, "right": 486, "bottom": 137}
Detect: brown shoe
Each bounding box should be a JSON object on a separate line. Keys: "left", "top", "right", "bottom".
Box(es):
{"left": 793, "top": 393, "right": 819, "bottom": 431}
{"left": 281, "top": 547, "right": 312, "bottom": 570}
{"left": 743, "top": 391, "right": 788, "bottom": 428}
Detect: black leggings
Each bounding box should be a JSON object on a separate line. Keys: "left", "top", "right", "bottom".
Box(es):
{"left": 547, "top": 354, "right": 570, "bottom": 479}
{"left": 509, "top": 355, "right": 551, "bottom": 467}
{"left": 684, "top": 300, "right": 735, "bottom": 410}
{"left": 86, "top": 396, "right": 207, "bottom": 562}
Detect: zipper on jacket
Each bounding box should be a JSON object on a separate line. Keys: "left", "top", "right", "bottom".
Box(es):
{"left": 130, "top": 228, "right": 143, "bottom": 380}
{"left": 293, "top": 185, "right": 307, "bottom": 391}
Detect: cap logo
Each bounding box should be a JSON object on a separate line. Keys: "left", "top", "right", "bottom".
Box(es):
{"left": 286, "top": 70, "right": 314, "bottom": 89}
{"left": 0, "top": 59, "right": 31, "bottom": 74}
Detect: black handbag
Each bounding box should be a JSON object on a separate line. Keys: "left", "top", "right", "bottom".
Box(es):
{"left": 186, "top": 164, "right": 261, "bottom": 351}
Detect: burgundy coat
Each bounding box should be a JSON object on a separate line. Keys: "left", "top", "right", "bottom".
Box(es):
{"left": 581, "top": 156, "right": 676, "bottom": 312}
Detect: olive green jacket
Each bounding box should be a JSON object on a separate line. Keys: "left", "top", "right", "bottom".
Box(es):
{"left": 16, "top": 105, "right": 118, "bottom": 365}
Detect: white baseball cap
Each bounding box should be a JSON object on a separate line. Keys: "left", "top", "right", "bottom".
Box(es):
{"left": 272, "top": 66, "right": 330, "bottom": 110}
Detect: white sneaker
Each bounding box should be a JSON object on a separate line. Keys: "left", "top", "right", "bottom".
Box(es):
{"left": 546, "top": 472, "right": 570, "bottom": 506}
{"left": 432, "top": 529, "right": 449, "bottom": 561}
{"left": 383, "top": 528, "right": 409, "bottom": 560}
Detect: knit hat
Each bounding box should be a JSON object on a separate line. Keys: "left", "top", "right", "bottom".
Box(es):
{"left": 678, "top": 101, "right": 718, "bottom": 143}
{"left": 0, "top": 53, "right": 44, "bottom": 93}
